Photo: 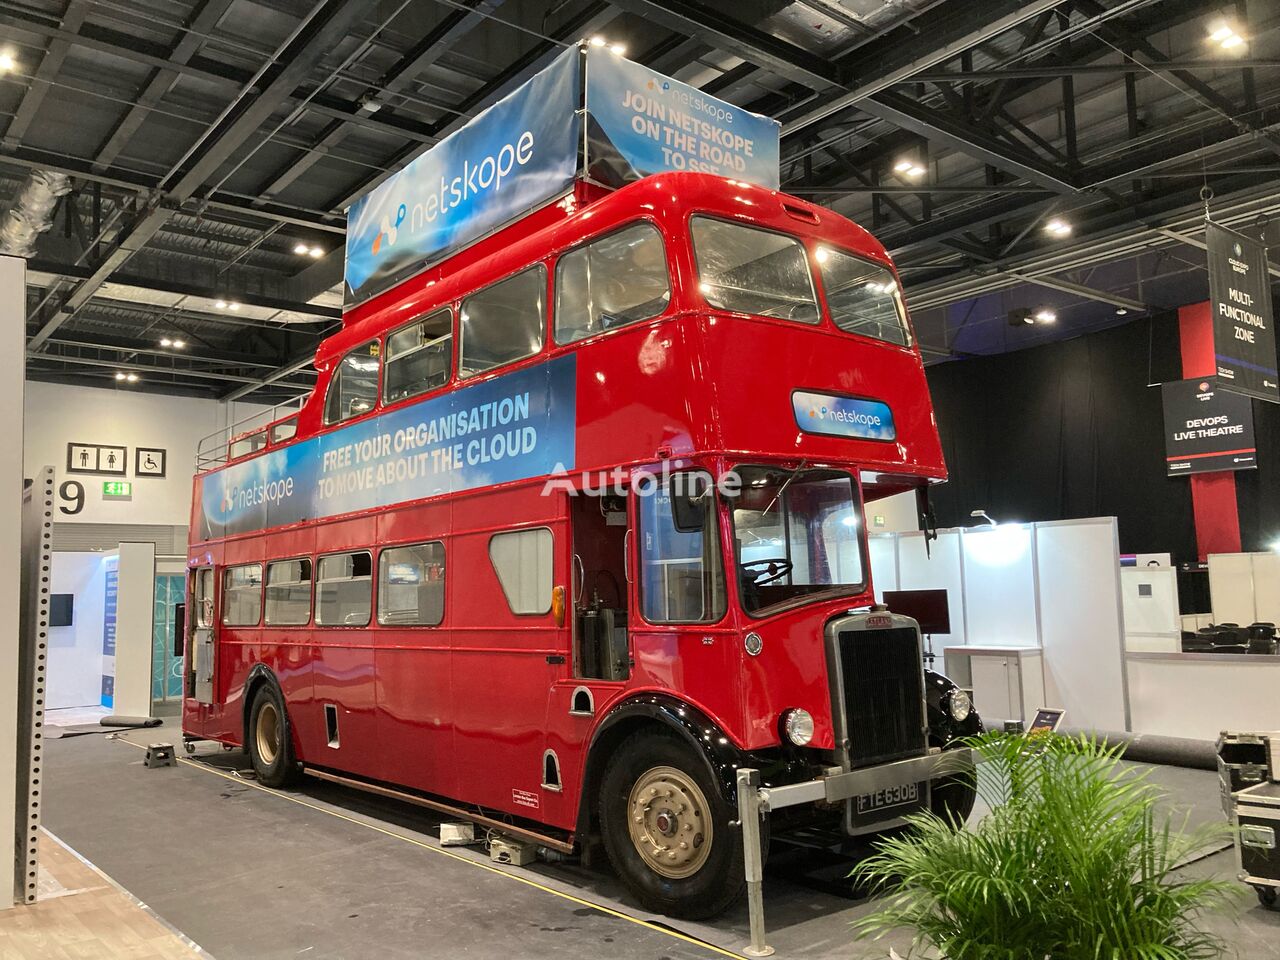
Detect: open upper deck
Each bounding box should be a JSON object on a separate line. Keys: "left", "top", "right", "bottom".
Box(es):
{"left": 192, "top": 173, "right": 944, "bottom": 543}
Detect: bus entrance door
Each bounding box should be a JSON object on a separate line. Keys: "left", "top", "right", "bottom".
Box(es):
{"left": 570, "top": 492, "right": 630, "bottom": 683}
{"left": 191, "top": 566, "right": 217, "bottom": 704}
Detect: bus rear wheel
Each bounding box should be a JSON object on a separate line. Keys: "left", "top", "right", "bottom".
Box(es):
{"left": 247, "top": 683, "right": 301, "bottom": 788}
{"left": 599, "top": 732, "right": 743, "bottom": 919}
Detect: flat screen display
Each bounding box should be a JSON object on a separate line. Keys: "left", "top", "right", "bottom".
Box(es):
{"left": 49, "top": 593, "right": 74, "bottom": 627}
{"left": 882, "top": 588, "right": 950, "bottom": 635}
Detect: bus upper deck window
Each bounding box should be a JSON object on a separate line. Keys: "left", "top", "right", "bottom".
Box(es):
{"left": 228, "top": 431, "right": 267, "bottom": 460}
{"left": 325, "top": 342, "right": 380, "bottom": 424}
{"left": 459, "top": 265, "right": 546, "bottom": 378}
{"left": 270, "top": 418, "right": 297, "bottom": 444}
{"left": 690, "top": 217, "right": 819, "bottom": 324}
{"left": 385, "top": 309, "right": 452, "bottom": 404}
{"left": 818, "top": 248, "right": 911, "bottom": 347}
{"left": 556, "top": 223, "right": 670, "bottom": 343}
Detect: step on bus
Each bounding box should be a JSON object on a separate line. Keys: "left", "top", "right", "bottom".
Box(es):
{"left": 183, "top": 171, "right": 981, "bottom": 919}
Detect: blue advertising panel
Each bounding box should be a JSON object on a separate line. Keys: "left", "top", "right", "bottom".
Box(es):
{"left": 344, "top": 47, "right": 581, "bottom": 304}
{"left": 199, "top": 356, "right": 577, "bottom": 539}
{"left": 100, "top": 558, "right": 118, "bottom": 708}
{"left": 792, "top": 390, "right": 896, "bottom": 442}
{"left": 584, "top": 47, "right": 780, "bottom": 189}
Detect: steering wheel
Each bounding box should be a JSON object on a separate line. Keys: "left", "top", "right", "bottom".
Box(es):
{"left": 740, "top": 558, "right": 793, "bottom": 586}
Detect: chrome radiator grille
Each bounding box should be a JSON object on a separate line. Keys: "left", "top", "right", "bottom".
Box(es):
{"left": 836, "top": 625, "right": 927, "bottom": 768}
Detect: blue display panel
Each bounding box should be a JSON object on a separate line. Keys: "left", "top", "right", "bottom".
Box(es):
{"left": 198, "top": 355, "right": 577, "bottom": 540}
{"left": 792, "top": 390, "right": 896, "bottom": 442}
{"left": 344, "top": 47, "right": 582, "bottom": 304}
{"left": 584, "top": 48, "right": 780, "bottom": 189}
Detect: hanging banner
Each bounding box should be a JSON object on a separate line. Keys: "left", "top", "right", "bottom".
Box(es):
{"left": 584, "top": 47, "right": 780, "bottom": 190}
{"left": 344, "top": 47, "right": 581, "bottom": 305}
{"left": 1207, "top": 221, "right": 1278, "bottom": 403}
{"left": 198, "top": 356, "right": 577, "bottom": 539}
{"left": 1161, "top": 377, "right": 1256, "bottom": 475}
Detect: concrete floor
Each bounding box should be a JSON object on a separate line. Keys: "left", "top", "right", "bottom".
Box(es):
{"left": 43, "top": 722, "right": 1280, "bottom": 960}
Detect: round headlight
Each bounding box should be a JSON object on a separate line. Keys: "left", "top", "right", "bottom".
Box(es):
{"left": 744, "top": 631, "right": 763, "bottom": 657}
{"left": 948, "top": 689, "right": 972, "bottom": 722}
{"left": 782, "top": 708, "right": 814, "bottom": 747}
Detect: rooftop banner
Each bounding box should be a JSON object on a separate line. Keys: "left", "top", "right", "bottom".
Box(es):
{"left": 343, "top": 47, "right": 581, "bottom": 305}
{"left": 584, "top": 47, "right": 780, "bottom": 190}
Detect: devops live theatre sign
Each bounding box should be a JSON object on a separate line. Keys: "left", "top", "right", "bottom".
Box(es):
{"left": 1161, "top": 378, "right": 1256, "bottom": 476}
{"left": 198, "top": 356, "right": 576, "bottom": 540}
{"left": 343, "top": 46, "right": 781, "bottom": 305}
{"left": 1207, "top": 221, "right": 1278, "bottom": 403}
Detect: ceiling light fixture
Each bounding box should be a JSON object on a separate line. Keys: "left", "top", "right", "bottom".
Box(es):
{"left": 588, "top": 35, "right": 607, "bottom": 47}
{"left": 1115, "top": 308, "right": 1129, "bottom": 316}
{"left": 160, "top": 337, "right": 172, "bottom": 347}
{"left": 215, "top": 299, "right": 227, "bottom": 309}
{"left": 0, "top": 51, "right": 15, "bottom": 72}
{"left": 1045, "top": 217, "right": 1072, "bottom": 237}
{"left": 308, "top": 246, "right": 323, "bottom": 258}
{"left": 114, "top": 371, "right": 126, "bottom": 381}
{"left": 228, "top": 301, "right": 241, "bottom": 311}
{"left": 172, "top": 339, "right": 185, "bottom": 349}
{"left": 126, "top": 373, "right": 138, "bottom": 383}
{"left": 293, "top": 243, "right": 309, "bottom": 255}
{"left": 610, "top": 43, "right": 626, "bottom": 55}
{"left": 1034, "top": 308, "right": 1057, "bottom": 324}
{"left": 893, "top": 158, "right": 926, "bottom": 179}
{"left": 1208, "top": 22, "right": 1246, "bottom": 50}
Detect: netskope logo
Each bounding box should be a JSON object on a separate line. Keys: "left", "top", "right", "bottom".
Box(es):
{"left": 807, "top": 403, "right": 883, "bottom": 428}
{"left": 219, "top": 476, "right": 295, "bottom": 516}
{"left": 372, "top": 204, "right": 406, "bottom": 255}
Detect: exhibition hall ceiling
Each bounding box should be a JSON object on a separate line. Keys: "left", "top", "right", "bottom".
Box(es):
{"left": 1, "top": 0, "right": 1277, "bottom": 397}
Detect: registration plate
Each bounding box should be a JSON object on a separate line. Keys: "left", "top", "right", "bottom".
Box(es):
{"left": 856, "top": 781, "right": 920, "bottom": 815}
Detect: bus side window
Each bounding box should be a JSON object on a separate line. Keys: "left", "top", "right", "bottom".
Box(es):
{"left": 459, "top": 266, "right": 546, "bottom": 378}
{"left": 555, "top": 222, "right": 670, "bottom": 344}
{"left": 222, "top": 563, "right": 263, "bottom": 626}
{"left": 638, "top": 473, "right": 726, "bottom": 624}
{"left": 265, "top": 558, "right": 312, "bottom": 626}
{"left": 325, "top": 342, "right": 380, "bottom": 424}
{"left": 488, "top": 529, "right": 552, "bottom": 615}
{"left": 378, "top": 542, "right": 445, "bottom": 626}
{"left": 316, "top": 552, "right": 372, "bottom": 626}
{"left": 384, "top": 309, "right": 452, "bottom": 404}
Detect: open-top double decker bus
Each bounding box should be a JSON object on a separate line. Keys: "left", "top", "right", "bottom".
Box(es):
{"left": 183, "top": 48, "right": 979, "bottom": 920}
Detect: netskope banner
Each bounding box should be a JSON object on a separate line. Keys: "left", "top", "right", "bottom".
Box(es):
{"left": 1161, "top": 377, "right": 1256, "bottom": 476}
{"left": 199, "top": 356, "right": 576, "bottom": 539}
{"left": 343, "top": 47, "right": 581, "bottom": 305}
{"left": 1207, "top": 221, "right": 1278, "bottom": 403}
{"left": 584, "top": 47, "right": 780, "bottom": 189}
{"left": 792, "top": 390, "right": 896, "bottom": 442}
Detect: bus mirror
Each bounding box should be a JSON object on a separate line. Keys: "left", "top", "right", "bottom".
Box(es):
{"left": 670, "top": 492, "right": 705, "bottom": 533}
{"left": 551, "top": 586, "right": 567, "bottom": 627}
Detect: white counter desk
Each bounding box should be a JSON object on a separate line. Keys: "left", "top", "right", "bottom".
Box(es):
{"left": 944, "top": 646, "right": 1046, "bottom": 723}
{"left": 1127, "top": 651, "right": 1280, "bottom": 740}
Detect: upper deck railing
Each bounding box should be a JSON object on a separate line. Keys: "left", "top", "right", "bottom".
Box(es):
{"left": 194, "top": 395, "right": 306, "bottom": 472}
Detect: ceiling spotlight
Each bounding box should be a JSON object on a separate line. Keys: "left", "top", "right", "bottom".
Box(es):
{"left": 1115, "top": 308, "right": 1128, "bottom": 316}
{"left": 1034, "top": 309, "right": 1057, "bottom": 324}
{"left": 1045, "top": 217, "right": 1072, "bottom": 237}
{"left": 610, "top": 43, "right": 626, "bottom": 55}
{"left": 970, "top": 509, "right": 998, "bottom": 527}
{"left": 215, "top": 299, "right": 227, "bottom": 309}
{"left": 1008, "top": 308, "right": 1035, "bottom": 326}
{"left": 293, "top": 243, "right": 309, "bottom": 255}
{"left": 172, "top": 339, "right": 185, "bottom": 349}
{"left": 160, "top": 337, "right": 172, "bottom": 347}
{"left": 126, "top": 373, "right": 139, "bottom": 383}
{"left": 114, "top": 371, "right": 126, "bottom": 381}
{"left": 893, "top": 158, "right": 926, "bottom": 179}
{"left": 1208, "top": 22, "right": 1246, "bottom": 50}
{"left": 228, "top": 301, "right": 240, "bottom": 311}
{"left": 0, "top": 51, "right": 15, "bottom": 73}
{"left": 308, "top": 246, "right": 323, "bottom": 258}
{"left": 588, "top": 35, "right": 607, "bottom": 47}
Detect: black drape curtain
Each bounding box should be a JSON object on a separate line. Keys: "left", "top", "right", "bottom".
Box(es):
{"left": 920, "top": 310, "right": 1280, "bottom": 563}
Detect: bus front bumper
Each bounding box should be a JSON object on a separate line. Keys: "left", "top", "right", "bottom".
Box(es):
{"left": 755, "top": 746, "right": 973, "bottom": 813}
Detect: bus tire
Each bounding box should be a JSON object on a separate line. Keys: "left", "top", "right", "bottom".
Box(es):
{"left": 598, "top": 731, "right": 744, "bottom": 919}
{"left": 247, "top": 682, "right": 301, "bottom": 788}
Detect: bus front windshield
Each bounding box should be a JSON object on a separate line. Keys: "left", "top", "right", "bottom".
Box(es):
{"left": 730, "top": 466, "right": 867, "bottom": 615}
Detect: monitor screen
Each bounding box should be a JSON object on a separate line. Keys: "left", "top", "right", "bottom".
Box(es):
{"left": 882, "top": 588, "right": 950, "bottom": 635}
{"left": 49, "top": 593, "right": 74, "bottom": 627}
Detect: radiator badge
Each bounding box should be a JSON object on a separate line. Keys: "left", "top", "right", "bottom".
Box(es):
{"left": 512, "top": 788, "right": 540, "bottom": 810}
{"left": 867, "top": 614, "right": 893, "bottom": 628}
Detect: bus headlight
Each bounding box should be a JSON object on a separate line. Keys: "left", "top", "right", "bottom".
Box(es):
{"left": 948, "top": 689, "right": 973, "bottom": 722}
{"left": 781, "top": 708, "right": 814, "bottom": 747}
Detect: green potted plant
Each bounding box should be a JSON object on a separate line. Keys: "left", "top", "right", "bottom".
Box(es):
{"left": 853, "top": 732, "right": 1238, "bottom": 960}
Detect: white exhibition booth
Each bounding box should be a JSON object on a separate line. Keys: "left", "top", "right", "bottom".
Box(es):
{"left": 870, "top": 519, "right": 1280, "bottom": 742}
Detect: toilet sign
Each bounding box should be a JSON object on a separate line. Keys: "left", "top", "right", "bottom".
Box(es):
{"left": 66, "top": 442, "right": 127, "bottom": 475}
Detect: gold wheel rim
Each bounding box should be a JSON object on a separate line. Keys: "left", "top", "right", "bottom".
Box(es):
{"left": 256, "top": 701, "right": 280, "bottom": 766}
{"left": 626, "top": 765, "right": 713, "bottom": 880}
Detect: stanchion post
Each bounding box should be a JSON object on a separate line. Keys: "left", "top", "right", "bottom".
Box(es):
{"left": 737, "top": 767, "right": 774, "bottom": 958}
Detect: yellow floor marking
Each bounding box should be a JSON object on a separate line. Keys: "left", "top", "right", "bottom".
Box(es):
{"left": 111, "top": 736, "right": 746, "bottom": 959}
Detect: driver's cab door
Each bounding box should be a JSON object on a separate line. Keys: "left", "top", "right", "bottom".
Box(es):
{"left": 190, "top": 566, "right": 216, "bottom": 704}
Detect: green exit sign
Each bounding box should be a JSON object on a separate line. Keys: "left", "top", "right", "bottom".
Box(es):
{"left": 103, "top": 481, "right": 133, "bottom": 498}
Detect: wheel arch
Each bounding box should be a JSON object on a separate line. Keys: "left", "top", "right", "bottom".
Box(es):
{"left": 575, "top": 693, "right": 744, "bottom": 838}
{"left": 241, "top": 663, "right": 281, "bottom": 748}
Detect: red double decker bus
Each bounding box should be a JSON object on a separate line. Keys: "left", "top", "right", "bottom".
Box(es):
{"left": 183, "top": 171, "right": 980, "bottom": 919}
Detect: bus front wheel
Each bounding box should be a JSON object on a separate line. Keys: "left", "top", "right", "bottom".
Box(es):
{"left": 247, "top": 683, "right": 301, "bottom": 788}
{"left": 598, "top": 732, "right": 744, "bottom": 919}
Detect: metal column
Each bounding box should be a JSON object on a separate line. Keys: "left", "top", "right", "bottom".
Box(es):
{"left": 736, "top": 767, "right": 774, "bottom": 957}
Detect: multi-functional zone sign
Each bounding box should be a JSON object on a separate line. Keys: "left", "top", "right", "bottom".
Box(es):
{"left": 1207, "top": 221, "right": 1278, "bottom": 403}
{"left": 1161, "top": 377, "right": 1256, "bottom": 475}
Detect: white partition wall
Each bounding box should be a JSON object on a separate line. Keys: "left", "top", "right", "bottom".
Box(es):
{"left": 1121, "top": 567, "right": 1181, "bottom": 653}
{"left": 1035, "top": 519, "right": 1129, "bottom": 732}
{"left": 0, "top": 255, "right": 23, "bottom": 909}
{"left": 897, "top": 530, "right": 966, "bottom": 646}
{"left": 1253, "top": 553, "right": 1280, "bottom": 625}
{"left": 111, "top": 542, "right": 157, "bottom": 717}
{"left": 960, "top": 524, "right": 1039, "bottom": 647}
{"left": 1208, "top": 553, "right": 1258, "bottom": 624}
{"left": 867, "top": 533, "right": 898, "bottom": 602}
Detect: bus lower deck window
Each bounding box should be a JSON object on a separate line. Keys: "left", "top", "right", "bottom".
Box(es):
{"left": 489, "top": 529, "right": 552, "bottom": 615}
{"left": 556, "top": 222, "right": 670, "bottom": 343}
{"left": 378, "top": 542, "right": 445, "bottom": 626}
{"left": 265, "top": 558, "right": 312, "bottom": 626}
{"left": 222, "top": 563, "right": 263, "bottom": 626}
{"left": 316, "top": 552, "right": 372, "bottom": 626}
{"left": 638, "top": 473, "right": 726, "bottom": 624}
{"left": 690, "top": 216, "right": 819, "bottom": 324}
